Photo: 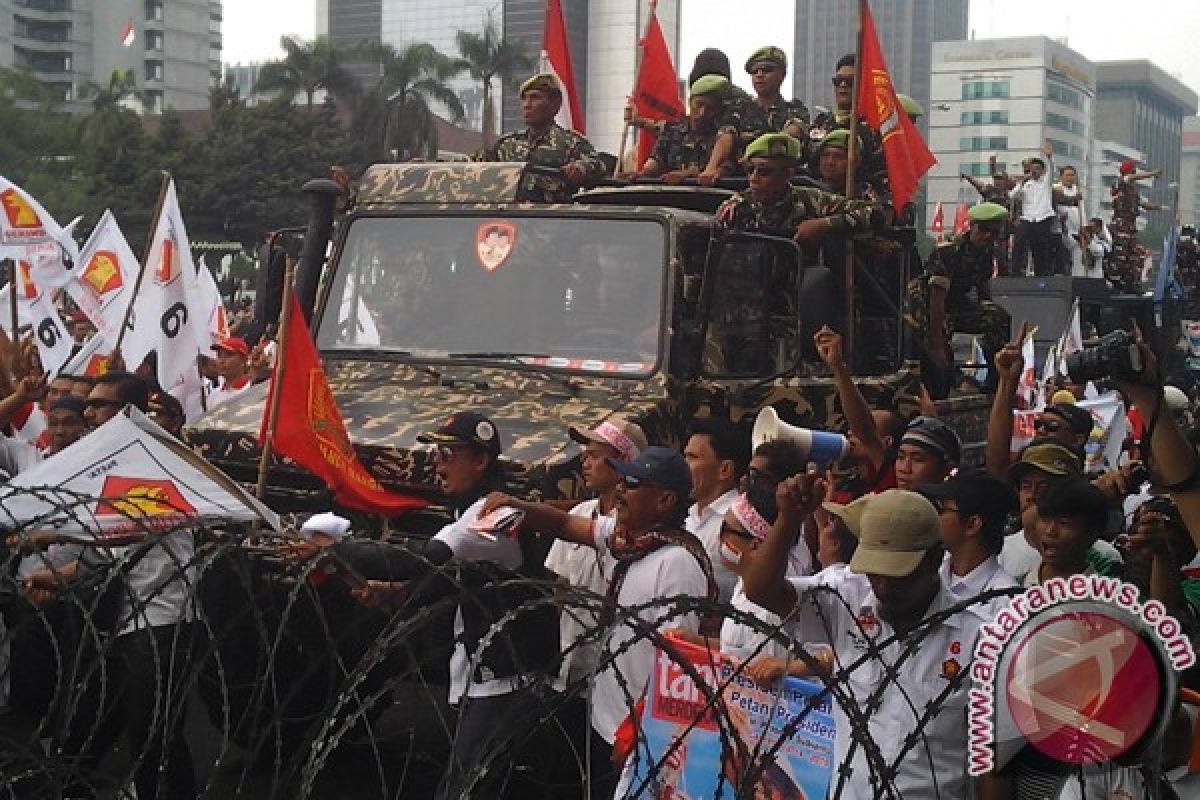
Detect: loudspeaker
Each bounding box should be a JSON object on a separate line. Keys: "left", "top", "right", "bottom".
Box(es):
{"left": 751, "top": 407, "right": 849, "bottom": 466}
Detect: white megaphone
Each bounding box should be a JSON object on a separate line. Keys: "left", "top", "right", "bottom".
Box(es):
{"left": 751, "top": 407, "right": 849, "bottom": 466}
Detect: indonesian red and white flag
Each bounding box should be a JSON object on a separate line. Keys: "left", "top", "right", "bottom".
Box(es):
{"left": 930, "top": 202, "right": 945, "bottom": 239}
{"left": 541, "top": 0, "right": 584, "bottom": 132}
{"left": 143, "top": 179, "right": 205, "bottom": 405}
{"left": 855, "top": 0, "right": 936, "bottom": 211}
{"left": 631, "top": 2, "right": 684, "bottom": 170}
{"left": 121, "top": 21, "right": 136, "bottom": 48}
{"left": 71, "top": 210, "right": 157, "bottom": 367}
{"left": 953, "top": 201, "right": 971, "bottom": 236}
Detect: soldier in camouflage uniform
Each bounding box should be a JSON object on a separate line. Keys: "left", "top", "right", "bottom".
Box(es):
{"left": 1108, "top": 159, "right": 1163, "bottom": 292}
{"left": 807, "top": 54, "right": 886, "bottom": 191}
{"left": 904, "top": 202, "right": 1012, "bottom": 395}
{"left": 638, "top": 74, "right": 740, "bottom": 185}
{"left": 734, "top": 46, "right": 811, "bottom": 163}
{"left": 472, "top": 73, "right": 606, "bottom": 203}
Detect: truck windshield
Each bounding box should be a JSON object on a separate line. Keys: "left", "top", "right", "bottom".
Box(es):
{"left": 316, "top": 215, "right": 666, "bottom": 375}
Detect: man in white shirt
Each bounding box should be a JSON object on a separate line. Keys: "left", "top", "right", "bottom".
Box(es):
{"left": 918, "top": 468, "right": 1020, "bottom": 618}
{"left": 1010, "top": 142, "right": 1058, "bottom": 276}
{"left": 684, "top": 418, "right": 750, "bottom": 601}
{"left": 206, "top": 336, "right": 254, "bottom": 409}
{"left": 743, "top": 480, "right": 1012, "bottom": 799}
{"left": 483, "top": 446, "right": 714, "bottom": 797}
{"left": 346, "top": 410, "right": 558, "bottom": 800}
{"left": 1054, "top": 165, "right": 1085, "bottom": 275}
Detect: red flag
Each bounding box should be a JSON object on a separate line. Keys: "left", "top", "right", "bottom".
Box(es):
{"left": 930, "top": 201, "right": 945, "bottom": 239}
{"left": 542, "top": 0, "right": 584, "bottom": 132}
{"left": 855, "top": 0, "right": 936, "bottom": 211}
{"left": 953, "top": 201, "right": 971, "bottom": 236}
{"left": 632, "top": 2, "right": 684, "bottom": 169}
{"left": 260, "top": 295, "right": 428, "bottom": 516}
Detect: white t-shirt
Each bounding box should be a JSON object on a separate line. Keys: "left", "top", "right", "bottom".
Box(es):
{"left": 432, "top": 495, "right": 528, "bottom": 704}
{"left": 544, "top": 498, "right": 611, "bottom": 689}
{"left": 785, "top": 565, "right": 983, "bottom": 800}
{"left": 112, "top": 530, "right": 196, "bottom": 637}
{"left": 0, "top": 436, "right": 42, "bottom": 478}
{"left": 206, "top": 375, "right": 252, "bottom": 409}
{"left": 1000, "top": 530, "right": 1123, "bottom": 584}
{"left": 939, "top": 553, "right": 1019, "bottom": 620}
{"left": 588, "top": 516, "right": 710, "bottom": 743}
{"left": 720, "top": 580, "right": 791, "bottom": 663}
{"left": 1011, "top": 161, "right": 1056, "bottom": 222}
{"left": 686, "top": 489, "right": 739, "bottom": 602}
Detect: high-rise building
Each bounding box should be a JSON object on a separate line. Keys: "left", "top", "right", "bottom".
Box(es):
{"left": 0, "top": 0, "right": 221, "bottom": 113}
{"left": 321, "top": 0, "right": 679, "bottom": 155}
{"left": 792, "top": 0, "right": 966, "bottom": 132}
{"left": 1093, "top": 60, "right": 1198, "bottom": 211}
{"left": 1181, "top": 117, "right": 1200, "bottom": 230}
{"left": 925, "top": 37, "right": 1095, "bottom": 229}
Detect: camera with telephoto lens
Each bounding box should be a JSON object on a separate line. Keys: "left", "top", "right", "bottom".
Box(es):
{"left": 1064, "top": 330, "right": 1144, "bottom": 383}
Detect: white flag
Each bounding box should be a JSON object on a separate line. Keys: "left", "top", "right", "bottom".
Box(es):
{"left": 0, "top": 177, "right": 80, "bottom": 288}
{"left": 70, "top": 210, "right": 157, "bottom": 367}
{"left": 143, "top": 179, "right": 203, "bottom": 395}
{"left": 0, "top": 406, "right": 278, "bottom": 535}
{"left": 1057, "top": 298, "right": 1083, "bottom": 377}
{"left": 0, "top": 258, "right": 74, "bottom": 377}
{"left": 196, "top": 259, "right": 229, "bottom": 354}
{"left": 1019, "top": 329, "right": 1040, "bottom": 409}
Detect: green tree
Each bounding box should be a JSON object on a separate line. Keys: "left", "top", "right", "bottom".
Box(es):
{"left": 354, "top": 42, "right": 464, "bottom": 161}
{"left": 453, "top": 15, "right": 533, "bottom": 144}
{"left": 255, "top": 35, "right": 359, "bottom": 112}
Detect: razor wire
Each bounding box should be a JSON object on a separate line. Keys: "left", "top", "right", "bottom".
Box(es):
{"left": 0, "top": 487, "right": 1175, "bottom": 799}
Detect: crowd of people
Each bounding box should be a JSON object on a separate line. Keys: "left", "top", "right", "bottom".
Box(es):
{"left": 1, "top": 40, "right": 1199, "bottom": 800}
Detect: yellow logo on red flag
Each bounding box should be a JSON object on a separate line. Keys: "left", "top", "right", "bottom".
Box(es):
{"left": 96, "top": 475, "right": 197, "bottom": 518}
{"left": 81, "top": 250, "right": 124, "bottom": 296}
{"left": 155, "top": 236, "right": 179, "bottom": 285}
{"left": 16, "top": 260, "right": 39, "bottom": 301}
{"left": 1, "top": 188, "right": 42, "bottom": 229}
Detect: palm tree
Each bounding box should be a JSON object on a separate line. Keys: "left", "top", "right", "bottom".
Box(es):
{"left": 453, "top": 15, "right": 534, "bottom": 144}
{"left": 355, "top": 42, "right": 464, "bottom": 161}
{"left": 255, "top": 35, "right": 358, "bottom": 112}
{"left": 78, "top": 69, "right": 144, "bottom": 161}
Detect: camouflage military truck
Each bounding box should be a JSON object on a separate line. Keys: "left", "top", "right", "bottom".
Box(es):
{"left": 191, "top": 162, "right": 989, "bottom": 520}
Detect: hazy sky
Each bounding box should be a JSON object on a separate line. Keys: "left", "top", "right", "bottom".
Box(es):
{"left": 224, "top": 0, "right": 1200, "bottom": 102}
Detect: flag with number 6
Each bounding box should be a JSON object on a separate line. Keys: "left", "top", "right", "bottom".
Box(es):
{"left": 143, "top": 179, "right": 203, "bottom": 400}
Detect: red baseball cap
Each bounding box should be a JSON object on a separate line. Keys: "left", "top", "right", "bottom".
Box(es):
{"left": 214, "top": 336, "right": 250, "bottom": 357}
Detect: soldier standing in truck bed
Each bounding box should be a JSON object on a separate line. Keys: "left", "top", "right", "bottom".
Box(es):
{"left": 734, "top": 46, "right": 810, "bottom": 161}
{"left": 904, "top": 202, "right": 1012, "bottom": 395}
{"left": 807, "top": 54, "right": 885, "bottom": 191}
{"left": 472, "top": 73, "right": 606, "bottom": 203}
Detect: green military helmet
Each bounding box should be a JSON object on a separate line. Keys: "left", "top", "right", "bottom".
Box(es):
{"left": 744, "top": 132, "right": 803, "bottom": 160}
{"left": 896, "top": 93, "right": 923, "bottom": 119}
{"left": 689, "top": 73, "right": 731, "bottom": 98}
{"left": 520, "top": 73, "right": 562, "bottom": 98}
{"left": 745, "top": 46, "right": 788, "bottom": 73}
{"left": 968, "top": 202, "right": 1009, "bottom": 223}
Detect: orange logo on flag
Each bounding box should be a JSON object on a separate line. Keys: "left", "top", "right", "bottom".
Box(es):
{"left": 307, "top": 368, "right": 355, "bottom": 459}
{"left": 868, "top": 69, "right": 898, "bottom": 134}
{"left": 16, "top": 260, "right": 38, "bottom": 301}
{"left": 81, "top": 250, "right": 124, "bottom": 296}
{"left": 84, "top": 353, "right": 111, "bottom": 377}
{"left": 96, "top": 475, "right": 197, "bottom": 518}
{"left": 0, "top": 188, "right": 42, "bottom": 229}
{"left": 154, "top": 236, "right": 178, "bottom": 285}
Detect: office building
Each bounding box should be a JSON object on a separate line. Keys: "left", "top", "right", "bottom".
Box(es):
{"left": 1094, "top": 60, "right": 1198, "bottom": 211}
{"left": 0, "top": 0, "right": 221, "bottom": 113}
{"left": 321, "top": 0, "right": 678, "bottom": 154}
{"left": 925, "top": 37, "right": 1095, "bottom": 229}
{"left": 1181, "top": 117, "right": 1200, "bottom": 230}
{"left": 792, "top": 0, "right": 967, "bottom": 133}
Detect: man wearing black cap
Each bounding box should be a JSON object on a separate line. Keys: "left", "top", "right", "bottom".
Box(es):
{"left": 481, "top": 447, "right": 715, "bottom": 794}
{"left": 1034, "top": 401, "right": 1093, "bottom": 455}
{"left": 919, "top": 468, "right": 1019, "bottom": 615}
{"left": 738, "top": 46, "right": 810, "bottom": 154}
{"left": 346, "top": 410, "right": 559, "bottom": 800}
{"left": 894, "top": 416, "right": 961, "bottom": 491}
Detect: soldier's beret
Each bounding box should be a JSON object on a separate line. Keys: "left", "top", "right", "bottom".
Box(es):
{"left": 968, "top": 202, "right": 1009, "bottom": 223}
{"left": 519, "top": 73, "right": 562, "bottom": 97}
{"left": 689, "top": 74, "right": 730, "bottom": 98}
{"left": 744, "top": 46, "right": 787, "bottom": 73}
{"left": 819, "top": 129, "right": 861, "bottom": 151}
{"left": 896, "top": 93, "right": 923, "bottom": 118}
{"left": 744, "top": 133, "right": 802, "bottom": 161}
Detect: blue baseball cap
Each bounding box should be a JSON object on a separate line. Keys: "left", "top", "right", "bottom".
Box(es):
{"left": 607, "top": 446, "right": 692, "bottom": 496}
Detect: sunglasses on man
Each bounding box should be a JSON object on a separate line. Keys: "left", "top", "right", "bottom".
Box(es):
{"left": 745, "top": 164, "right": 781, "bottom": 177}
{"left": 832, "top": 75, "right": 853, "bottom": 87}
{"left": 1034, "top": 417, "right": 1063, "bottom": 433}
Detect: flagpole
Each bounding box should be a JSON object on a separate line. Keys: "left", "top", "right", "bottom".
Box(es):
{"left": 843, "top": 0, "right": 866, "bottom": 360}
{"left": 615, "top": 122, "right": 631, "bottom": 177}
{"left": 114, "top": 171, "right": 171, "bottom": 357}
{"left": 256, "top": 260, "right": 296, "bottom": 501}
{"left": 6, "top": 261, "right": 16, "bottom": 345}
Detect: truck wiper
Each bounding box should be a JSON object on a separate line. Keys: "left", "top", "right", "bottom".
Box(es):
{"left": 446, "top": 351, "right": 579, "bottom": 395}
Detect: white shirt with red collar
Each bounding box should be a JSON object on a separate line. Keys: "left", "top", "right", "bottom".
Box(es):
{"left": 206, "top": 374, "right": 252, "bottom": 409}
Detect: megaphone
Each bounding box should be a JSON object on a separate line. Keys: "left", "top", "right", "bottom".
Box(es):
{"left": 751, "top": 407, "right": 849, "bottom": 466}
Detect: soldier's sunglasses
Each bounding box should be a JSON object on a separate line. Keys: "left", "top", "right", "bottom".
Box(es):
{"left": 1034, "top": 418, "right": 1063, "bottom": 433}
{"left": 745, "top": 164, "right": 781, "bottom": 177}
{"left": 976, "top": 223, "right": 1004, "bottom": 236}
{"left": 832, "top": 75, "right": 853, "bottom": 87}
{"left": 749, "top": 64, "right": 779, "bottom": 75}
